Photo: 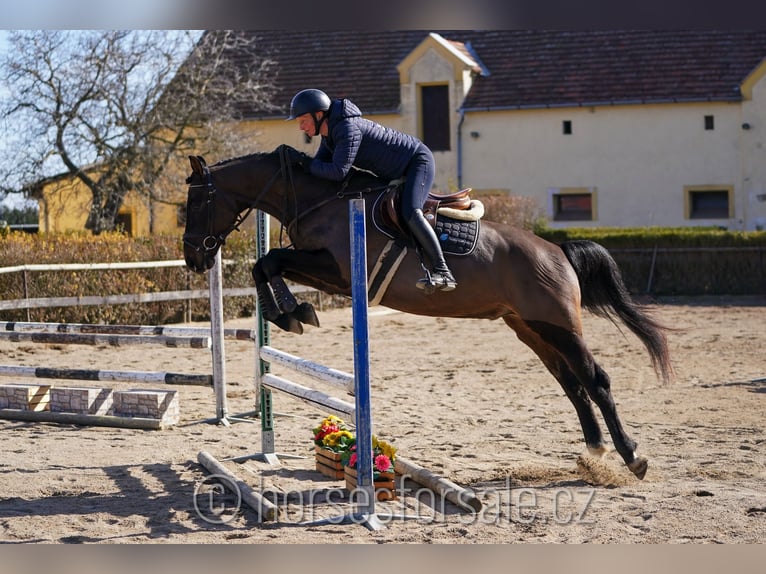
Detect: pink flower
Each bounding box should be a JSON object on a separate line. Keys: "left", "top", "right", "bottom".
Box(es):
{"left": 374, "top": 454, "right": 391, "bottom": 473}
{"left": 348, "top": 453, "right": 357, "bottom": 468}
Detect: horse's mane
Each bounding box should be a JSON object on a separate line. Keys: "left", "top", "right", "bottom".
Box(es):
{"left": 210, "top": 151, "right": 274, "bottom": 168}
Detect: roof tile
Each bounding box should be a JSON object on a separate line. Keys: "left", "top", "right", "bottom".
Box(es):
{"left": 219, "top": 30, "right": 766, "bottom": 117}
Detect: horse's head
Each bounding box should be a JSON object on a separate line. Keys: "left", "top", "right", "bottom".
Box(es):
{"left": 182, "top": 155, "right": 246, "bottom": 273}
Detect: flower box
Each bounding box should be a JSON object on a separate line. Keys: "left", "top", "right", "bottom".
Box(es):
{"left": 344, "top": 465, "right": 396, "bottom": 501}
{"left": 315, "top": 445, "right": 345, "bottom": 479}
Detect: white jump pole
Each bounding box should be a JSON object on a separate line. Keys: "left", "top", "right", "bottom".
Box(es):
{"left": 209, "top": 250, "right": 229, "bottom": 424}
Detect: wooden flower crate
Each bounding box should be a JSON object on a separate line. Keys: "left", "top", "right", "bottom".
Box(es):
{"left": 344, "top": 466, "right": 396, "bottom": 501}
{"left": 314, "top": 445, "right": 345, "bottom": 479}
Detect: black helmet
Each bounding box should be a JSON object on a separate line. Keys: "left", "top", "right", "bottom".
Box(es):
{"left": 287, "top": 89, "right": 331, "bottom": 120}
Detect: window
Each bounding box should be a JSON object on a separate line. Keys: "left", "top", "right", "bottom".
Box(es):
{"left": 563, "top": 120, "right": 572, "bottom": 135}
{"left": 685, "top": 186, "right": 732, "bottom": 219}
{"left": 420, "top": 84, "right": 450, "bottom": 151}
{"left": 550, "top": 188, "right": 596, "bottom": 221}
{"left": 115, "top": 211, "right": 134, "bottom": 235}
{"left": 704, "top": 115, "right": 714, "bottom": 130}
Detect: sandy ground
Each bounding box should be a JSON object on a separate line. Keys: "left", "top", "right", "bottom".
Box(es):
{"left": 0, "top": 295, "right": 764, "bottom": 544}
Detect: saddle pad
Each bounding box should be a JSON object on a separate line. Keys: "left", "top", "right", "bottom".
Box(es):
{"left": 435, "top": 216, "right": 480, "bottom": 256}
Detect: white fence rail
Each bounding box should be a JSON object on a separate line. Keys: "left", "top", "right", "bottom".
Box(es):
{"left": 0, "top": 258, "right": 315, "bottom": 314}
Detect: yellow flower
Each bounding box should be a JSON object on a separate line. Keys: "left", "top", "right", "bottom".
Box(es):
{"left": 323, "top": 430, "right": 353, "bottom": 447}
{"left": 372, "top": 436, "right": 397, "bottom": 461}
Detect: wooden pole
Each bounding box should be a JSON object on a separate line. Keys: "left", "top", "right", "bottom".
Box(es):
{"left": 0, "top": 408, "right": 167, "bottom": 430}
{"left": 197, "top": 450, "right": 278, "bottom": 522}
{"left": 395, "top": 456, "right": 482, "bottom": 512}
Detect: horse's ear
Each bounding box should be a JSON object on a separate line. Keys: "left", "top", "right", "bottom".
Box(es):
{"left": 189, "top": 155, "right": 206, "bottom": 175}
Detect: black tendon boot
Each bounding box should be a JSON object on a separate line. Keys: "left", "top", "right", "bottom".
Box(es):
{"left": 406, "top": 209, "right": 457, "bottom": 292}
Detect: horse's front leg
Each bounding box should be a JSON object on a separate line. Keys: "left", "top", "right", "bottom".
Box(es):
{"left": 252, "top": 259, "right": 305, "bottom": 334}
{"left": 255, "top": 248, "right": 341, "bottom": 333}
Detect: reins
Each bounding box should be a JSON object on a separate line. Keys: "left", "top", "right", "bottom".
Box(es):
{"left": 273, "top": 145, "right": 391, "bottom": 245}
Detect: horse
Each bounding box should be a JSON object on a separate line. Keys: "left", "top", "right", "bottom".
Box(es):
{"left": 182, "top": 146, "right": 673, "bottom": 480}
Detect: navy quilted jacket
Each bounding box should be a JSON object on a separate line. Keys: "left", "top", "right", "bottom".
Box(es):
{"left": 308, "top": 98, "right": 424, "bottom": 182}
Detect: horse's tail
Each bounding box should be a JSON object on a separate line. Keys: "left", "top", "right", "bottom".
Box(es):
{"left": 560, "top": 240, "right": 674, "bottom": 383}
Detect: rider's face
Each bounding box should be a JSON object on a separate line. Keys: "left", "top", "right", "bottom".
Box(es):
{"left": 297, "top": 112, "right": 318, "bottom": 137}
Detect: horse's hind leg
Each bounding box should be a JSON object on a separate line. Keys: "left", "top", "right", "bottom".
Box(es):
{"left": 527, "top": 320, "right": 647, "bottom": 479}
{"left": 503, "top": 316, "right": 607, "bottom": 457}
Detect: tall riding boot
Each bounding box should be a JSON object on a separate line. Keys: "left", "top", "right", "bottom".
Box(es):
{"left": 406, "top": 209, "right": 457, "bottom": 292}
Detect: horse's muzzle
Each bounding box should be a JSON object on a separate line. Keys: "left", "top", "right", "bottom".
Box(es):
{"left": 183, "top": 243, "right": 215, "bottom": 273}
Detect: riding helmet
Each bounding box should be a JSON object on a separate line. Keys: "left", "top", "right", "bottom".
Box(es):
{"left": 287, "top": 89, "right": 331, "bottom": 120}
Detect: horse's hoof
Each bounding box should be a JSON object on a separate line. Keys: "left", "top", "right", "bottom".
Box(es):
{"left": 274, "top": 314, "right": 303, "bottom": 334}
{"left": 587, "top": 445, "right": 609, "bottom": 458}
{"left": 294, "top": 302, "right": 320, "bottom": 327}
{"left": 627, "top": 456, "right": 648, "bottom": 480}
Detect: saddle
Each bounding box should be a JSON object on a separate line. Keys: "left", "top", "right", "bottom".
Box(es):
{"left": 380, "top": 185, "right": 474, "bottom": 237}
{"left": 368, "top": 183, "right": 482, "bottom": 305}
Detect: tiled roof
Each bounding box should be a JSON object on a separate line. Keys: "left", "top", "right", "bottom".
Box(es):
{"left": 222, "top": 30, "right": 766, "bottom": 118}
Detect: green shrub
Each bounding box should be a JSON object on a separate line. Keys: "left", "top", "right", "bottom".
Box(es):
{"left": 535, "top": 226, "right": 766, "bottom": 295}
{"left": 0, "top": 231, "right": 258, "bottom": 324}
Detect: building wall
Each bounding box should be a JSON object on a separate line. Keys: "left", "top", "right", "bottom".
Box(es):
{"left": 460, "top": 100, "right": 761, "bottom": 229}
{"left": 740, "top": 68, "right": 766, "bottom": 230}
{"left": 38, "top": 177, "right": 180, "bottom": 237}
{"left": 250, "top": 112, "right": 406, "bottom": 158}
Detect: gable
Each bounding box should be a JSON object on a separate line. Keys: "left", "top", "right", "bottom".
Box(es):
{"left": 741, "top": 55, "right": 766, "bottom": 99}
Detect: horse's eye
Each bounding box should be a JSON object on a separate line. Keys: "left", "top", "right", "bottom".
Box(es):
{"left": 188, "top": 189, "right": 207, "bottom": 208}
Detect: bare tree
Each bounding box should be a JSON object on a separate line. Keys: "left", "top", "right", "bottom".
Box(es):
{"left": 0, "top": 30, "right": 277, "bottom": 233}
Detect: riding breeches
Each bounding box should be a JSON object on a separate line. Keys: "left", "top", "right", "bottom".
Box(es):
{"left": 400, "top": 144, "right": 436, "bottom": 221}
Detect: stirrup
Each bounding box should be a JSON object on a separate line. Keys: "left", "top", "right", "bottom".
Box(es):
{"left": 416, "top": 270, "right": 457, "bottom": 293}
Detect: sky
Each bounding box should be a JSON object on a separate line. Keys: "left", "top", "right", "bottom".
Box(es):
{"left": 0, "top": 31, "right": 30, "bottom": 210}
{"left": 0, "top": 30, "right": 199, "bottom": 211}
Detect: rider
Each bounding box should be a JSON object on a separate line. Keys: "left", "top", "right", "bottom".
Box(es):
{"left": 284, "top": 88, "right": 457, "bottom": 293}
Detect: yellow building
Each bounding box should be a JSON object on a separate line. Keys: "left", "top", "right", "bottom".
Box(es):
{"left": 34, "top": 168, "right": 184, "bottom": 236}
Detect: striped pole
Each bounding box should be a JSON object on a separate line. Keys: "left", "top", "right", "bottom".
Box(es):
{"left": 0, "top": 331, "right": 210, "bottom": 348}
{"left": 0, "top": 321, "right": 255, "bottom": 341}
{"left": 0, "top": 365, "right": 212, "bottom": 387}
{"left": 255, "top": 209, "right": 276, "bottom": 461}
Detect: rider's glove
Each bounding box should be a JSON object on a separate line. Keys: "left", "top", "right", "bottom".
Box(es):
{"left": 283, "top": 146, "right": 311, "bottom": 171}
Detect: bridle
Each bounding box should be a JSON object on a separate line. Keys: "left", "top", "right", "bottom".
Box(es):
{"left": 182, "top": 163, "right": 256, "bottom": 255}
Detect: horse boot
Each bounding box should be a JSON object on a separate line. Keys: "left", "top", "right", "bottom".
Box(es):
{"left": 406, "top": 209, "right": 457, "bottom": 293}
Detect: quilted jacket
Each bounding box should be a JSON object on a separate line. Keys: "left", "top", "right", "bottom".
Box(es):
{"left": 309, "top": 98, "right": 425, "bottom": 182}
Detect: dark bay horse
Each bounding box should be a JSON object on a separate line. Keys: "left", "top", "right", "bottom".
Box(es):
{"left": 183, "top": 147, "right": 673, "bottom": 480}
